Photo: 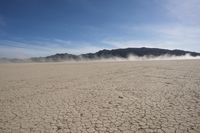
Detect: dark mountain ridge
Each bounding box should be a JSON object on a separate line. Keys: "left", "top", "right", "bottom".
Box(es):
{"left": 30, "top": 47, "right": 200, "bottom": 62}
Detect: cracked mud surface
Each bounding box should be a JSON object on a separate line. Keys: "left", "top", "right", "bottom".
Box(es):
{"left": 0, "top": 60, "right": 200, "bottom": 133}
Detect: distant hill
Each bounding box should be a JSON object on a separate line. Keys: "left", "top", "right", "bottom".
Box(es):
{"left": 30, "top": 47, "right": 200, "bottom": 62}
{"left": 81, "top": 47, "right": 200, "bottom": 59}
{"left": 0, "top": 58, "right": 26, "bottom": 63}
{"left": 31, "top": 53, "right": 79, "bottom": 62}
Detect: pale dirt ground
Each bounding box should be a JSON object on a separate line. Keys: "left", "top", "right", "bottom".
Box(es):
{"left": 0, "top": 60, "right": 200, "bottom": 133}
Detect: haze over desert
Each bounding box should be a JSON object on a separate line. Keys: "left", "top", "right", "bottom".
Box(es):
{"left": 1, "top": 0, "right": 200, "bottom": 132}
{"left": 0, "top": 60, "right": 200, "bottom": 133}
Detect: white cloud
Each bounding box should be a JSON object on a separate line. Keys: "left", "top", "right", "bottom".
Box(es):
{"left": 104, "top": 22, "right": 200, "bottom": 52}
{"left": 102, "top": 39, "right": 178, "bottom": 50}
{"left": 165, "top": 0, "right": 200, "bottom": 24}
{"left": 0, "top": 39, "right": 104, "bottom": 58}
{"left": 1, "top": 0, "right": 200, "bottom": 58}
{"left": 154, "top": 25, "right": 200, "bottom": 50}
{"left": 102, "top": 23, "right": 200, "bottom": 52}
{"left": 104, "top": 0, "right": 200, "bottom": 52}
{"left": 156, "top": 25, "right": 200, "bottom": 39}
{"left": 102, "top": 40, "right": 157, "bottom": 49}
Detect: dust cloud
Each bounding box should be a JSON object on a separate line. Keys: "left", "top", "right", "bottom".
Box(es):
{"left": 1, "top": 54, "right": 200, "bottom": 63}
{"left": 83, "top": 54, "right": 200, "bottom": 62}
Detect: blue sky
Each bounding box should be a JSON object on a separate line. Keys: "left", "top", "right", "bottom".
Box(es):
{"left": 0, "top": 0, "right": 200, "bottom": 58}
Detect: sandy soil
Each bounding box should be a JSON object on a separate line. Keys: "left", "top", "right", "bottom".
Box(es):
{"left": 0, "top": 60, "right": 200, "bottom": 133}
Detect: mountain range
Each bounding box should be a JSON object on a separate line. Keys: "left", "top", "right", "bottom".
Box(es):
{"left": 29, "top": 47, "right": 200, "bottom": 62}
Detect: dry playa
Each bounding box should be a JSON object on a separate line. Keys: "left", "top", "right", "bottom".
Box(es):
{"left": 0, "top": 60, "right": 200, "bottom": 133}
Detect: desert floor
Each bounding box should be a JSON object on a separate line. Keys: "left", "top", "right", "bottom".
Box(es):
{"left": 0, "top": 60, "right": 200, "bottom": 133}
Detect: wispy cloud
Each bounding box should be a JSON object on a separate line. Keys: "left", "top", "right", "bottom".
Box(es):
{"left": 102, "top": 39, "right": 178, "bottom": 50}
{"left": 165, "top": 0, "right": 200, "bottom": 24}
{"left": 159, "top": 0, "right": 200, "bottom": 48}
{"left": 0, "top": 39, "right": 105, "bottom": 58}
{"left": 102, "top": 0, "right": 200, "bottom": 52}
{"left": 102, "top": 24, "right": 200, "bottom": 52}
{"left": 1, "top": 0, "right": 200, "bottom": 58}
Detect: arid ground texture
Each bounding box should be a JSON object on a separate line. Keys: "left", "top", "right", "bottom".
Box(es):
{"left": 0, "top": 60, "right": 200, "bottom": 133}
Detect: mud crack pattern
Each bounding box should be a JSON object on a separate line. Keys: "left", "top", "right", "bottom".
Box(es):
{"left": 0, "top": 60, "right": 200, "bottom": 133}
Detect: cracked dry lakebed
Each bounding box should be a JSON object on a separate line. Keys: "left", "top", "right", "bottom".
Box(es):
{"left": 0, "top": 60, "right": 200, "bottom": 133}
